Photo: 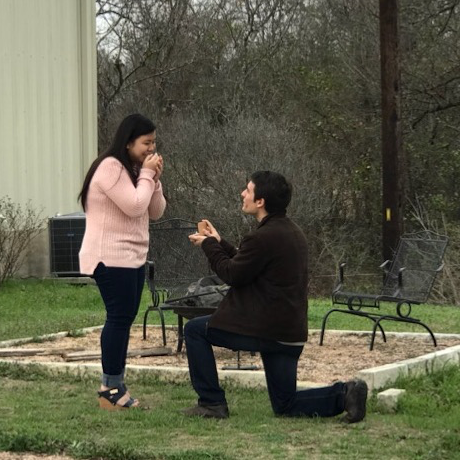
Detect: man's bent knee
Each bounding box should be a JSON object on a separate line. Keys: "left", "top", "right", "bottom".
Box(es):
{"left": 184, "top": 315, "right": 209, "bottom": 339}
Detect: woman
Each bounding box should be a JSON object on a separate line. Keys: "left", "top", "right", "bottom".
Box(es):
{"left": 79, "top": 113, "right": 166, "bottom": 410}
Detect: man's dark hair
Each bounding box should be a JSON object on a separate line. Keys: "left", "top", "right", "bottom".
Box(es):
{"left": 250, "top": 171, "right": 292, "bottom": 214}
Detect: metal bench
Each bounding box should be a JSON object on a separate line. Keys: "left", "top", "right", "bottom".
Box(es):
{"left": 319, "top": 230, "right": 449, "bottom": 350}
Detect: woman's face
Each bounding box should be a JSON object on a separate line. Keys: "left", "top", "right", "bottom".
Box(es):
{"left": 127, "top": 132, "right": 156, "bottom": 164}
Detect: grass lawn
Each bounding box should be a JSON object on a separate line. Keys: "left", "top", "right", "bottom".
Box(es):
{"left": 1, "top": 278, "right": 460, "bottom": 341}
{"left": 0, "top": 362, "right": 459, "bottom": 459}
{"left": 0, "top": 279, "right": 460, "bottom": 459}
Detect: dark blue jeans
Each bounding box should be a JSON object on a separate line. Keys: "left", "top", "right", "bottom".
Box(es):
{"left": 93, "top": 262, "right": 145, "bottom": 384}
{"left": 184, "top": 315, "right": 346, "bottom": 417}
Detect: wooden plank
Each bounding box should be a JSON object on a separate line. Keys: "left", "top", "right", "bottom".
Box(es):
{"left": 0, "top": 348, "right": 47, "bottom": 357}
{"left": 38, "top": 348, "right": 85, "bottom": 356}
{"left": 63, "top": 347, "right": 172, "bottom": 362}
{"left": 0, "top": 347, "right": 86, "bottom": 357}
{"left": 63, "top": 351, "right": 101, "bottom": 361}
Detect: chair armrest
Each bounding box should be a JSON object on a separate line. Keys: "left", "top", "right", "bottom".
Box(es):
{"left": 379, "top": 259, "right": 391, "bottom": 275}
{"left": 145, "top": 260, "right": 155, "bottom": 292}
{"left": 332, "top": 263, "right": 346, "bottom": 294}
{"left": 398, "top": 267, "right": 406, "bottom": 288}
{"left": 165, "top": 286, "right": 229, "bottom": 305}
{"left": 388, "top": 267, "right": 406, "bottom": 298}
{"left": 339, "top": 263, "right": 346, "bottom": 284}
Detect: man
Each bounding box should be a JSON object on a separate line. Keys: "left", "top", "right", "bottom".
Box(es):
{"left": 184, "top": 170, "right": 368, "bottom": 422}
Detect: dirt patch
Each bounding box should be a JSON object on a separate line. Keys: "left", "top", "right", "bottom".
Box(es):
{"left": 3, "top": 327, "right": 460, "bottom": 384}
{"left": 0, "top": 454, "right": 73, "bottom": 460}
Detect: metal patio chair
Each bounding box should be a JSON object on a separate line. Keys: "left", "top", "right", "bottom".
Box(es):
{"left": 319, "top": 230, "right": 449, "bottom": 350}
{"left": 142, "top": 218, "right": 220, "bottom": 352}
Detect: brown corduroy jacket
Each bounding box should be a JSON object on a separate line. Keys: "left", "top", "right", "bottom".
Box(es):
{"left": 201, "top": 212, "right": 309, "bottom": 342}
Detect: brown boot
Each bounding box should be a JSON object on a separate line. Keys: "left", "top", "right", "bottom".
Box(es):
{"left": 343, "top": 380, "right": 368, "bottom": 423}
{"left": 182, "top": 404, "right": 229, "bottom": 419}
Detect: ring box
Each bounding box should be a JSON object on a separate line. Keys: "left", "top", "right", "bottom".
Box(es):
{"left": 197, "top": 221, "right": 208, "bottom": 235}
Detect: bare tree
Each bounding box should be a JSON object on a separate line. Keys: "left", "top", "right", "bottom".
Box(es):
{"left": 94, "top": 0, "right": 460, "bottom": 299}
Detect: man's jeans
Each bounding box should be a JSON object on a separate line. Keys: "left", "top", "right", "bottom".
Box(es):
{"left": 184, "top": 315, "right": 346, "bottom": 417}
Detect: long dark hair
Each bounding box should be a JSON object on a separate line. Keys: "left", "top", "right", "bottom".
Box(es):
{"left": 79, "top": 114, "right": 156, "bottom": 211}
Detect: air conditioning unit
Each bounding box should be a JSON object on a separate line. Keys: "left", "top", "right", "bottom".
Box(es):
{"left": 49, "top": 212, "right": 85, "bottom": 276}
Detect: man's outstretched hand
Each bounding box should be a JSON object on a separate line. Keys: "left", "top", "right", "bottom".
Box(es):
{"left": 189, "top": 219, "right": 221, "bottom": 246}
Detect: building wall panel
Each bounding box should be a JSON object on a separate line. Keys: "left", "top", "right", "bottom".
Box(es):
{"left": 0, "top": 0, "right": 96, "bottom": 218}
{"left": 0, "top": 0, "right": 97, "bottom": 277}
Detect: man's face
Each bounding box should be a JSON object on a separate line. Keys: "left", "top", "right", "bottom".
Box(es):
{"left": 241, "top": 181, "right": 260, "bottom": 215}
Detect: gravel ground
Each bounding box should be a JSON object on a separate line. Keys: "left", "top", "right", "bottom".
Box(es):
{"left": 3, "top": 326, "right": 460, "bottom": 384}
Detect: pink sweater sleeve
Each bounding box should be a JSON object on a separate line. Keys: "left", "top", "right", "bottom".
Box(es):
{"left": 95, "top": 158, "right": 156, "bottom": 218}
{"left": 149, "top": 180, "right": 167, "bottom": 220}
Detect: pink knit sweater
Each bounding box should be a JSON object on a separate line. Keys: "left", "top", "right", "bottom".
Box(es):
{"left": 79, "top": 157, "right": 166, "bottom": 275}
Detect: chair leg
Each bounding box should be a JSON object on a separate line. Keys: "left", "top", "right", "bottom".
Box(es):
{"left": 222, "top": 351, "right": 259, "bottom": 370}
{"left": 142, "top": 307, "right": 151, "bottom": 340}
{"left": 319, "top": 309, "right": 339, "bottom": 345}
{"left": 370, "top": 317, "right": 387, "bottom": 351}
{"left": 420, "top": 323, "right": 437, "bottom": 347}
{"left": 158, "top": 307, "right": 167, "bottom": 347}
{"left": 370, "top": 316, "right": 437, "bottom": 351}
{"left": 321, "top": 308, "right": 388, "bottom": 349}
{"left": 177, "top": 315, "right": 184, "bottom": 353}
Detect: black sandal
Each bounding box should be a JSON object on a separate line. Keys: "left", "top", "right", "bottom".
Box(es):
{"left": 98, "top": 386, "right": 137, "bottom": 411}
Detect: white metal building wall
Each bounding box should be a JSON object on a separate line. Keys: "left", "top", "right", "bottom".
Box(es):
{"left": 0, "top": 0, "right": 97, "bottom": 218}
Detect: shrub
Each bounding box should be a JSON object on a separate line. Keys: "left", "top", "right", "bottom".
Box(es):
{"left": 0, "top": 196, "right": 45, "bottom": 286}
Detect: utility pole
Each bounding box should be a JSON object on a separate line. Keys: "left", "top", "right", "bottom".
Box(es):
{"left": 380, "top": 0, "right": 405, "bottom": 261}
